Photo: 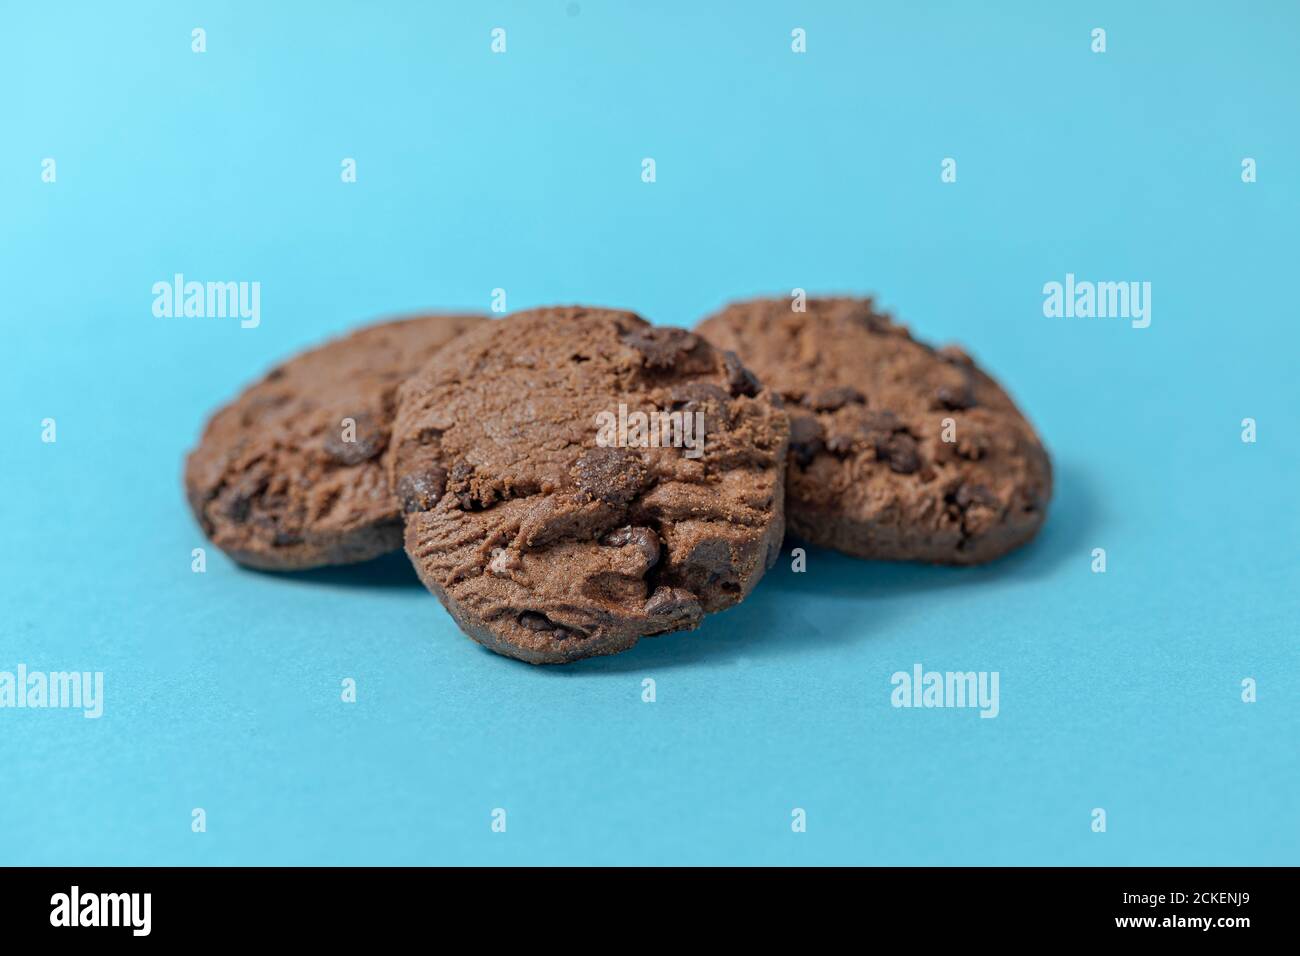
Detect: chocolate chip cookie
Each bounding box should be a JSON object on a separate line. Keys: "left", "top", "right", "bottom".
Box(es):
{"left": 388, "top": 306, "right": 789, "bottom": 664}
{"left": 185, "top": 313, "right": 483, "bottom": 570}
{"left": 696, "top": 297, "right": 1050, "bottom": 564}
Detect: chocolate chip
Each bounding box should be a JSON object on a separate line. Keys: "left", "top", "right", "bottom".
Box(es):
{"left": 668, "top": 382, "right": 729, "bottom": 436}
{"left": 826, "top": 432, "right": 855, "bottom": 456}
{"left": 323, "top": 413, "right": 387, "bottom": 465}
{"left": 722, "top": 350, "right": 761, "bottom": 397}
{"left": 518, "top": 611, "right": 554, "bottom": 631}
{"left": 862, "top": 410, "right": 903, "bottom": 433}
{"left": 680, "top": 537, "right": 736, "bottom": 588}
{"left": 955, "top": 483, "right": 998, "bottom": 509}
{"left": 880, "top": 433, "right": 921, "bottom": 474}
{"left": 620, "top": 326, "right": 698, "bottom": 369}
{"left": 788, "top": 414, "right": 825, "bottom": 466}
{"left": 804, "top": 386, "right": 865, "bottom": 412}
{"left": 397, "top": 467, "right": 447, "bottom": 513}
{"left": 601, "top": 525, "right": 660, "bottom": 566}
{"left": 826, "top": 410, "right": 910, "bottom": 459}
{"left": 225, "top": 492, "right": 253, "bottom": 524}
{"left": 223, "top": 474, "right": 268, "bottom": 524}
{"left": 447, "top": 460, "right": 490, "bottom": 510}
{"left": 517, "top": 611, "right": 582, "bottom": 640}
{"left": 573, "top": 447, "right": 649, "bottom": 505}
{"left": 644, "top": 586, "right": 702, "bottom": 619}
{"left": 601, "top": 525, "right": 634, "bottom": 547}
{"left": 935, "top": 383, "right": 976, "bottom": 411}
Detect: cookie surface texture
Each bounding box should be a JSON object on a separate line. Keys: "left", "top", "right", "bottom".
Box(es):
{"left": 185, "top": 314, "right": 484, "bottom": 570}
{"left": 696, "top": 297, "right": 1050, "bottom": 564}
{"left": 389, "top": 306, "right": 789, "bottom": 664}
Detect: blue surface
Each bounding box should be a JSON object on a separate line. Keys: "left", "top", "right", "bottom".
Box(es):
{"left": 2, "top": 0, "right": 1297, "bottom": 865}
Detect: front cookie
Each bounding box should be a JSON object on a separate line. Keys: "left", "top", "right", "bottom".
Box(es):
{"left": 185, "top": 313, "right": 483, "bottom": 570}
{"left": 388, "top": 306, "right": 789, "bottom": 664}
{"left": 696, "top": 297, "right": 1050, "bottom": 564}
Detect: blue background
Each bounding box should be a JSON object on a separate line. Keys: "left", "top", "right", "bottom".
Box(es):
{"left": 2, "top": 1, "right": 1297, "bottom": 865}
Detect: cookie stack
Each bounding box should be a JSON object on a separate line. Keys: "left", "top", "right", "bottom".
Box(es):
{"left": 185, "top": 299, "right": 1051, "bottom": 664}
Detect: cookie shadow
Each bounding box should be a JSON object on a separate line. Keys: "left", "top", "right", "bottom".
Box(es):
{"left": 559, "top": 578, "right": 879, "bottom": 674}
{"left": 244, "top": 550, "right": 423, "bottom": 590}
{"left": 556, "top": 459, "right": 1097, "bottom": 673}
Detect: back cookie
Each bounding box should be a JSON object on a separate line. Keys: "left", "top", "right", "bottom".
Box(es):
{"left": 185, "top": 313, "right": 483, "bottom": 570}
{"left": 696, "top": 296, "right": 1050, "bottom": 564}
